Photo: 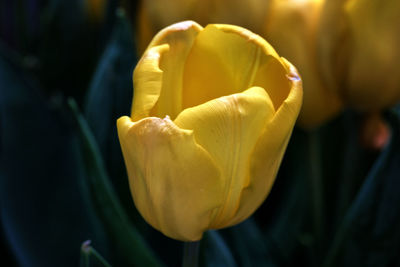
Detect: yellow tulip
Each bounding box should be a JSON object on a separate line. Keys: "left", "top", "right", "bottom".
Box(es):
{"left": 344, "top": 0, "right": 400, "bottom": 111}
{"left": 136, "top": 0, "right": 270, "bottom": 53}
{"left": 265, "top": 0, "right": 343, "bottom": 129}
{"left": 117, "top": 21, "right": 302, "bottom": 241}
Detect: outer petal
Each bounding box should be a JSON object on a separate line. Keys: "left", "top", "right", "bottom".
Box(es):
{"left": 117, "top": 116, "right": 223, "bottom": 241}
{"left": 131, "top": 21, "right": 202, "bottom": 121}
{"left": 174, "top": 87, "right": 275, "bottom": 228}
{"left": 228, "top": 58, "right": 303, "bottom": 226}
{"left": 182, "top": 24, "right": 290, "bottom": 111}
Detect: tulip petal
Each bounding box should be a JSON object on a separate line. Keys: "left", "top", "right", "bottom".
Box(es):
{"left": 182, "top": 24, "right": 290, "bottom": 111}
{"left": 229, "top": 58, "right": 303, "bottom": 226}
{"left": 131, "top": 21, "right": 202, "bottom": 121}
{"left": 117, "top": 116, "right": 224, "bottom": 241}
{"left": 174, "top": 86, "right": 275, "bottom": 228}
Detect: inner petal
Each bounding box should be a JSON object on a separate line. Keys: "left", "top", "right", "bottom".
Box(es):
{"left": 147, "top": 21, "right": 202, "bottom": 119}
{"left": 182, "top": 24, "right": 291, "bottom": 111}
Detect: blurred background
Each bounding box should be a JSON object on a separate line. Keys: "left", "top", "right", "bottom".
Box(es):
{"left": 1, "top": 0, "right": 400, "bottom": 266}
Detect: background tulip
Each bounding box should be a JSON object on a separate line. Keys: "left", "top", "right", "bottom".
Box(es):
{"left": 135, "top": 0, "right": 270, "bottom": 53}
{"left": 343, "top": 0, "right": 400, "bottom": 111}
{"left": 265, "top": 0, "right": 343, "bottom": 129}
{"left": 117, "top": 21, "right": 302, "bottom": 241}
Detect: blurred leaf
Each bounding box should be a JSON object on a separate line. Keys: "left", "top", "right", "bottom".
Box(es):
{"left": 80, "top": 240, "right": 112, "bottom": 267}
{"left": 0, "top": 43, "right": 108, "bottom": 267}
{"left": 256, "top": 128, "right": 313, "bottom": 266}
{"left": 323, "top": 111, "right": 400, "bottom": 267}
{"left": 200, "top": 231, "right": 236, "bottom": 267}
{"left": 320, "top": 111, "right": 377, "bottom": 232}
{"left": 69, "top": 99, "right": 162, "bottom": 266}
{"left": 37, "top": 0, "right": 113, "bottom": 102}
{"left": 259, "top": 112, "right": 378, "bottom": 267}
{"left": 0, "top": 215, "right": 18, "bottom": 266}
{"left": 222, "top": 218, "right": 276, "bottom": 267}
{"left": 83, "top": 8, "right": 137, "bottom": 222}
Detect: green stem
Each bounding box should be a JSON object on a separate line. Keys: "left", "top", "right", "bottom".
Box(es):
{"left": 182, "top": 241, "right": 200, "bottom": 267}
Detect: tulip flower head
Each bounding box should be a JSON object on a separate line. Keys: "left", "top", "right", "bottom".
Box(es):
{"left": 117, "top": 21, "right": 302, "bottom": 241}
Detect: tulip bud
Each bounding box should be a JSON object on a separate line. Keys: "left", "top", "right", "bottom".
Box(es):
{"left": 265, "top": 0, "right": 343, "bottom": 129}
{"left": 117, "top": 21, "right": 303, "bottom": 241}
{"left": 344, "top": 0, "right": 400, "bottom": 111}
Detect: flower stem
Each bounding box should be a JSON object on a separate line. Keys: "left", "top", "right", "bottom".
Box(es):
{"left": 182, "top": 241, "right": 200, "bottom": 267}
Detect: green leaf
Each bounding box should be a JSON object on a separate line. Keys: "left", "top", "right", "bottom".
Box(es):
{"left": 200, "top": 231, "right": 236, "bottom": 267}
{"left": 37, "top": 0, "right": 112, "bottom": 102}
{"left": 83, "top": 8, "right": 138, "bottom": 225}
{"left": 0, "top": 43, "right": 109, "bottom": 267}
{"left": 222, "top": 219, "right": 276, "bottom": 267}
{"left": 256, "top": 128, "right": 313, "bottom": 266}
{"left": 323, "top": 111, "right": 400, "bottom": 267}
{"left": 69, "top": 99, "right": 162, "bottom": 266}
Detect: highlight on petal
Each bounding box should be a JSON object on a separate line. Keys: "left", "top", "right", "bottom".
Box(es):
{"left": 131, "top": 21, "right": 203, "bottom": 121}
{"left": 175, "top": 86, "right": 275, "bottom": 228}
{"left": 182, "top": 24, "right": 291, "bottom": 111}
{"left": 117, "top": 116, "right": 223, "bottom": 241}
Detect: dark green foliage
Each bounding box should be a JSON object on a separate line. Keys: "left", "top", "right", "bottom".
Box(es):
{"left": 200, "top": 231, "right": 237, "bottom": 266}
{"left": 0, "top": 44, "right": 109, "bottom": 267}
{"left": 84, "top": 9, "right": 137, "bottom": 226}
